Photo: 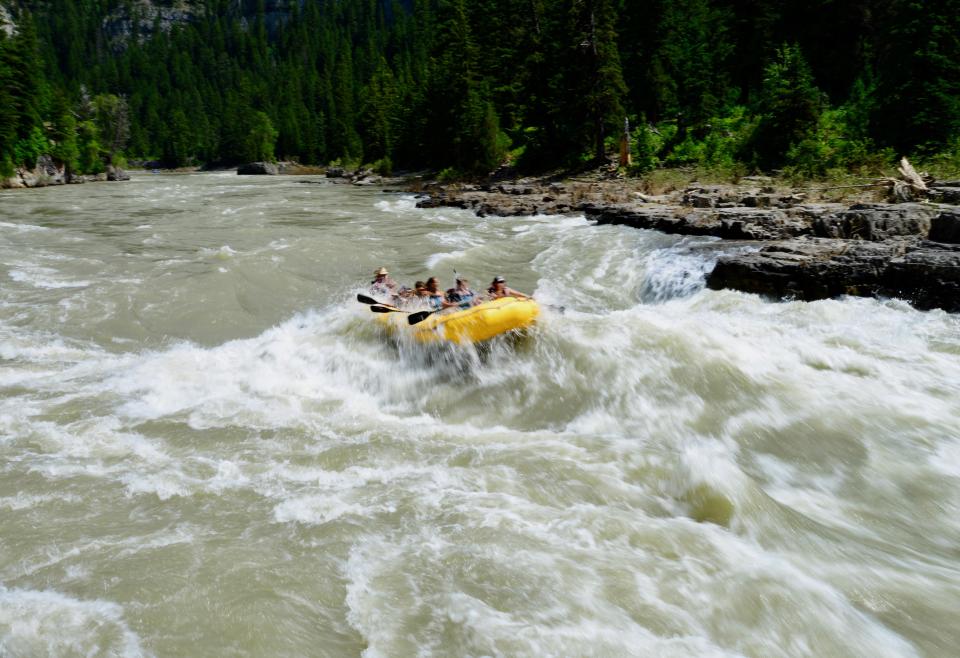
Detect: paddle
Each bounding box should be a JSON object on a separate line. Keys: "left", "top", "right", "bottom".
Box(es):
{"left": 407, "top": 309, "right": 437, "bottom": 325}
{"left": 357, "top": 293, "right": 405, "bottom": 313}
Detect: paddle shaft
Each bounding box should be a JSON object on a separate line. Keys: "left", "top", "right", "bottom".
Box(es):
{"left": 357, "top": 293, "right": 402, "bottom": 312}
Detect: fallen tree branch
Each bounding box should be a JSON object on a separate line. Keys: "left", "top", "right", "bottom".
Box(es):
{"left": 804, "top": 182, "right": 889, "bottom": 191}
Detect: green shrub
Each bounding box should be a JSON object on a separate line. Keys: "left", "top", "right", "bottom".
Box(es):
{"left": 77, "top": 120, "right": 103, "bottom": 174}
{"left": 919, "top": 137, "right": 960, "bottom": 178}
{"left": 627, "top": 118, "right": 660, "bottom": 174}
{"left": 370, "top": 156, "right": 392, "bottom": 176}
{"left": 663, "top": 134, "right": 706, "bottom": 166}
{"left": 13, "top": 126, "right": 49, "bottom": 169}
{"left": 741, "top": 44, "right": 824, "bottom": 170}
{"left": 783, "top": 107, "right": 896, "bottom": 180}
{"left": 437, "top": 167, "right": 463, "bottom": 183}
{"left": 655, "top": 108, "right": 753, "bottom": 173}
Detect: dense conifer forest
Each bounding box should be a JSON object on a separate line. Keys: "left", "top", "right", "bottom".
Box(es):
{"left": 1, "top": 0, "right": 958, "bottom": 178}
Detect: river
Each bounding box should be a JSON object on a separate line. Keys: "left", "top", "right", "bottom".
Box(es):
{"left": 1, "top": 172, "right": 959, "bottom": 657}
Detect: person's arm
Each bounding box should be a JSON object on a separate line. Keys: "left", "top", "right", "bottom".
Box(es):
{"left": 506, "top": 287, "right": 530, "bottom": 299}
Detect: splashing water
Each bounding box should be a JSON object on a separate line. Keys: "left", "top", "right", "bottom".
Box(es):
{"left": 1, "top": 174, "right": 959, "bottom": 656}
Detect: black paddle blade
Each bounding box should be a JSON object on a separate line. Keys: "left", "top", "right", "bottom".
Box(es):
{"left": 407, "top": 310, "right": 434, "bottom": 325}
{"left": 370, "top": 305, "right": 395, "bottom": 313}
{"left": 357, "top": 293, "right": 379, "bottom": 305}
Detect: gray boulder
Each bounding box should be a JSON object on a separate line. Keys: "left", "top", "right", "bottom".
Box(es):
{"left": 106, "top": 165, "right": 130, "bottom": 181}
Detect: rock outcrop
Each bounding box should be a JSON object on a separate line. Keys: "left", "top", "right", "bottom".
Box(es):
{"left": 707, "top": 212, "right": 960, "bottom": 312}
{"left": 106, "top": 164, "right": 130, "bottom": 181}
{"left": 928, "top": 208, "right": 960, "bottom": 244}
{"left": 585, "top": 203, "right": 818, "bottom": 240}
{"left": 884, "top": 242, "right": 960, "bottom": 311}
{"left": 706, "top": 238, "right": 909, "bottom": 302}
{"left": 812, "top": 203, "right": 939, "bottom": 240}
{"left": 99, "top": 0, "right": 295, "bottom": 52}
{"left": 2, "top": 156, "right": 129, "bottom": 188}
{"left": 0, "top": 3, "right": 15, "bottom": 36}
{"left": 237, "top": 162, "right": 279, "bottom": 175}
{"left": 413, "top": 176, "right": 960, "bottom": 313}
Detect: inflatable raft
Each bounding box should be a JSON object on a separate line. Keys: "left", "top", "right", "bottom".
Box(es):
{"left": 378, "top": 296, "right": 539, "bottom": 344}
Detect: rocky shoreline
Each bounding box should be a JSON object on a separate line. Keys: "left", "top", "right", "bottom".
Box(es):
{"left": 2, "top": 155, "right": 130, "bottom": 189}
{"left": 414, "top": 176, "right": 960, "bottom": 313}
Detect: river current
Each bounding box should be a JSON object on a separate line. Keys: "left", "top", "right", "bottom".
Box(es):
{"left": 1, "top": 173, "right": 959, "bottom": 657}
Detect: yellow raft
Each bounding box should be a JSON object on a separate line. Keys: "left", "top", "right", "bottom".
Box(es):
{"left": 377, "top": 296, "right": 540, "bottom": 344}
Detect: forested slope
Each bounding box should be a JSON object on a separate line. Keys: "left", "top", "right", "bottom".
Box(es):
{"left": 1, "top": 0, "right": 958, "bottom": 178}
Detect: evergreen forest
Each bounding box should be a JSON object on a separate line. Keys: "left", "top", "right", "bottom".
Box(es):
{"left": 1, "top": 0, "right": 959, "bottom": 179}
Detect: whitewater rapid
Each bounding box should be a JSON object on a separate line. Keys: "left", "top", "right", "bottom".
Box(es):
{"left": 1, "top": 173, "right": 959, "bottom": 657}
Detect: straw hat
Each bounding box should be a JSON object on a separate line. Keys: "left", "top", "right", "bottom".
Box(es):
{"left": 374, "top": 267, "right": 388, "bottom": 276}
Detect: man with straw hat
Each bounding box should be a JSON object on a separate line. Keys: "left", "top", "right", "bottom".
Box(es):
{"left": 370, "top": 266, "right": 399, "bottom": 298}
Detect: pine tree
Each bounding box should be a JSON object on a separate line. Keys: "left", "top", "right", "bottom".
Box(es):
{"left": 359, "top": 58, "right": 399, "bottom": 163}
{"left": 870, "top": 0, "right": 960, "bottom": 153}
{"left": 0, "top": 33, "right": 18, "bottom": 176}
{"left": 743, "top": 43, "right": 824, "bottom": 169}
{"left": 656, "top": 0, "right": 733, "bottom": 135}
{"left": 49, "top": 90, "right": 79, "bottom": 174}
{"left": 423, "top": 0, "right": 504, "bottom": 173}
{"left": 93, "top": 94, "right": 130, "bottom": 165}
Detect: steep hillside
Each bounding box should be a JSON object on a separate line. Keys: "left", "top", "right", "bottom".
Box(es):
{"left": 2, "top": 0, "right": 958, "bottom": 180}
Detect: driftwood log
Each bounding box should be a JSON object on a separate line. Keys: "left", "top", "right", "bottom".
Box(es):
{"left": 890, "top": 157, "right": 930, "bottom": 202}
{"left": 804, "top": 157, "right": 935, "bottom": 202}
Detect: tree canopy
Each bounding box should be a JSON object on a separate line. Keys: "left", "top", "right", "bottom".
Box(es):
{"left": 1, "top": 0, "right": 957, "bottom": 177}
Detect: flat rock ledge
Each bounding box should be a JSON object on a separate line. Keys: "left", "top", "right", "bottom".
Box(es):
{"left": 416, "top": 182, "right": 960, "bottom": 312}
{"left": 707, "top": 208, "right": 960, "bottom": 312}
{"left": 706, "top": 238, "right": 960, "bottom": 312}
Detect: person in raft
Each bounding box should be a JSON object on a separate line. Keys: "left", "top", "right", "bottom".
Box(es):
{"left": 425, "top": 277, "right": 464, "bottom": 311}
{"left": 445, "top": 277, "right": 477, "bottom": 309}
{"left": 487, "top": 275, "right": 530, "bottom": 300}
{"left": 402, "top": 280, "right": 430, "bottom": 309}
{"left": 370, "top": 266, "right": 399, "bottom": 298}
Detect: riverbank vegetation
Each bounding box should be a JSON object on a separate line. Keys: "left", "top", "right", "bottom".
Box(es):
{"left": 1, "top": 0, "right": 958, "bottom": 180}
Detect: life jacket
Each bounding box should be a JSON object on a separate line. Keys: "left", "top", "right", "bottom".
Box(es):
{"left": 447, "top": 287, "right": 475, "bottom": 308}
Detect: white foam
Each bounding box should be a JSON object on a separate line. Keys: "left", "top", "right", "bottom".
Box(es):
{"left": 375, "top": 195, "right": 419, "bottom": 213}
{"left": 0, "top": 587, "right": 145, "bottom": 657}
{"left": 2, "top": 180, "right": 959, "bottom": 655}
{"left": 200, "top": 244, "right": 236, "bottom": 259}
{"left": 8, "top": 266, "right": 91, "bottom": 289}
{"left": 424, "top": 250, "right": 466, "bottom": 269}
{"left": 930, "top": 437, "right": 960, "bottom": 479}
{"left": 273, "top": 495, "right": 375, "bottom": 525}
{"left": 0, "top": 221, "right": 49, "bottom": 232}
